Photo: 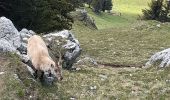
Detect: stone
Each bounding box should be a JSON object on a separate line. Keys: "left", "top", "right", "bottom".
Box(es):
{"left": 75, "top": 57, "right": 98, "bottom": 66}
{"left": 71, "top": 8, "right": 98, "bottom": 29}
{"left": 0, "top": 17, "right": 21, "bottom": 52}
{"left": 18, "top": 28, "right": 35, "bottom": 54}
{"left": 43, "top": 30, "right": 82, "bottom": 69}
{"left": 156, "top": 24, "right": 161, "bottom": 28}
{"left": 0, "top": 72, "right": 5, "bottom": 75}
{"left": 90, "top": 86, "right": 97, "bottom": 90}
{"left": 0, "top": 39, "right": 16, "bottom": 52}
{"left": 145, "top": 48, "right": 170, "bottom": 68}
{"left": 20, "top": 28, "right": 35, "bottom": 38}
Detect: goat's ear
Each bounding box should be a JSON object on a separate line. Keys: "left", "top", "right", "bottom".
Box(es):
{"left": 51, "top": 64, "right": 54, "bottom": 68}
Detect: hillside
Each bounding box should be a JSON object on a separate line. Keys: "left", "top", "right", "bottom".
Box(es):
{"left": 1, "top": 0, "right": 170, "bottom": 99}
{"left": 87, "top": 0, "right": 151, "bottom": 29}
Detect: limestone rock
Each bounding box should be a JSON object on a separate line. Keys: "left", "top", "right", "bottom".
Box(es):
{"left": 71, "top": 8, "right": 98, "bottom": 29}
{"left": 43, "top": 30, "right": 82, "bottom": 69}
{"left": 145, "top": 48, "right": 170, "bottom": 68}
{"left": 0, "top": 17, "right": 21, "bottom": 52}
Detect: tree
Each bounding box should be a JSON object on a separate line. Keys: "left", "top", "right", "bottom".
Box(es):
{"left": 142, "top": 0, "right": 170, "bottom": 22}
{"left": 66, "top": 0, "right": 84, "bottom": 8}
{"left": 84, "top": 0, "right": 93, "bottom": 8}
{"left": 159, "top": 0, "right": 170, "bottom": 22}
{"left": 91, "top": 0, "right": 113, "bottom": 13}
{"left": 102, "top": 0, "right": 113, "bottom": 12}
{"left": 0, "top": 0, "right": 74, "bottom": 33}
{"left": 142, "top": 0, "right": 163, "bottom": 20}
{"left": 92, "top": 0, "right": 104, "bottom": 13}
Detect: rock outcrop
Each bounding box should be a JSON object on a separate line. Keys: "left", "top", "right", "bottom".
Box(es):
{"left": 18, "top": 28, "right": 36, "bottom": 55}
{"left": 145, "top": 48, "right": 170, "bottom": 68}
{"left": 0, "top": 17, "right": 21, "bottom": 52}
{"left": 0, "top": 17, "right": 81, "bottom": 70}
{"left": 43, "top": 30, "right": 82, "bottom": 69}
{"left": 71, "top": 8, "right": 98, "bottom": 29}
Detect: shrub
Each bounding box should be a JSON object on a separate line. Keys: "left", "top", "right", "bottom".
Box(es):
{"left": 142, "top": 0, "right": 170, "bottom": 22}
{"left": 0, "top": 0, "right": 74, "bottom": 33}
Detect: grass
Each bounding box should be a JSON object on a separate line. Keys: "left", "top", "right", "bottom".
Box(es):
{"left": 2, "top": 52, "right": 170, "bottom": 99}
{"left": 113, "top": 0, "right": 150, "bottom": 17}
{"left": 1, "top": 23, "right": 170, "bottom": 99}
{"left": 86, "top": 0, "right": 151, "bottom": 29}
{"left": 72, "top": 20, "right": 170, "bottom": 65}
{"left": 1, "top": 0, "right": 170, "bottom": 99}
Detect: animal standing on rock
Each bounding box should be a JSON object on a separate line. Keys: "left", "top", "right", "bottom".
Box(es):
{"left": 27, "top": 35, "right": 63, "bottom": 85}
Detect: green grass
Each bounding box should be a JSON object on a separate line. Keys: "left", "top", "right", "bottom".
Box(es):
{"left": 87, "top": 0, "right": 150, "bottom": 29}
{"left": 2, "top": 52, "right": 170, "bottom": 99}
{"left": 1, "top": 0, "right": 170, "bottom": 99}
{"left": 70, "top": 7, "right": 170, "bottom": 98}
{"left": 1, "top": 20, "right": 170, "bottom": 100}
{"left": 87, "top": 9, "right": 130, "bottom": 29}
{"left": 72, "top": 21, "right": 170, "bottom": 65}
{"left": 114, "top": 0, "right": 150, "bottom": 16}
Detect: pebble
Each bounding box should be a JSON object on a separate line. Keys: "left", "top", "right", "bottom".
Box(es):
{"left": 156, "top": 24, "right": 161, "bottom": 28}
{"left": 99, "top": 74, "right": 107, "bottom": 79}
{"left": 70, "top": 97, "right": 76, "bottom": 100}
{"left": 90, "top": 86, "right": 97, "bottom": 90}
{"left": 0, "top": 72, "right": 5, "bottom": 75}
{"left": 130, "top": 74, "right": 132, "bottom": 77}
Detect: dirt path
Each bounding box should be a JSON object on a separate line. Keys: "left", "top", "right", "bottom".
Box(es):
{"left": 97, "top": 61, "right": 143, "bottom": 68}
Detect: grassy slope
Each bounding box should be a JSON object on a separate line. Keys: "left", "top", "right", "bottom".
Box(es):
{"left": 70, "top": 0, "right": 170, "bottom": 99}
{"left": 73, "top": 21, "right": 170, "bottom": 65}
{"left": 1, "top": 0, "right": 170, "bottom": 99}
{"left": 88, "top": 0, "right": 150, "bottom": 29}
{"left": 2, "top": 52, "right": 170, "bottom": 100}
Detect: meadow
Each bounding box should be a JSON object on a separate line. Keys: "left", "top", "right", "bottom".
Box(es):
{"left": 1, "top": 0, "right": 170, "bottom": 99}
{"left": 87, "top": 0, "right": 151, "bottom": 29}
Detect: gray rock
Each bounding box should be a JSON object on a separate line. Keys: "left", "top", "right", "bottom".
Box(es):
{"left": 17, "top": 43, "right": 27, "bottom": 54}
{"left": 0, "top": 39, "right": 16, "bottom": 52}
{"left": 145, "top": 48, "right": 170, "bottom": 68}
{"left": 20, "top": 54, "right": 30, "bottom": 63}
{"left": 43, "top": 30, "right": 82, "bottom": 69}
{"left": 75, "top": 57, "right": 98, "bottom": 66}
{"left": 71, "top": 8, "right": 98, "bottom": 29}
{"left": 90, "top": 86, "right": 97, "bottom": 90}
{"left": 18, "top": 28, "right": 35, "bottom": 54}
{"left": 20, "top": 28, "right": 35, "bottom": 39}
{"left": 0, "top": 72, "right": 5, "bottom": 75}
{"left": 0, "top": 17, "right": 21, "bottom": 52}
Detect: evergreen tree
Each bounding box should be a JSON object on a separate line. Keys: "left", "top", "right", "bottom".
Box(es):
{"left": 0, "top": 0, "right": 74, "bottom": 33}
{"left": 142, "top": 0, "right": 163, "bottom": 20}
{"left": 91, "top": 0, "right": 113, "bottom": 13}
{"left": 66, "top": 0, "right": 84, "bottom": 8}
{"left": 142, "top": 0, "right": 170, "bottom": 22}
{"left": 92, "top": 0, "right": 104, "bottom": 13}
{"left": 160, "top": 0, "right": 170, "bottom": 21}
{"left": 102, "top": 0, "right": 113, "bottom": 12}
{"left": 84, "top": 0, "right": 93, "bottom": 8}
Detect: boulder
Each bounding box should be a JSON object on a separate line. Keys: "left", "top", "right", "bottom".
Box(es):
{"left": 0, "top": 17, "right": 21, "bottom": 52}
{"left": 0, "top": 17, "right": 81, "bottom": 86}
{"left": 18, "top": 28, "right": 35, "bottom": 54}
{"left": 0, "top": 16, "right": 35, "bottom": 64}
{"left": 43, "top": 30, "right": 82, "bottom": 69}
{"left": 145, "top": 48, "right": 170, "bottom": 68}
{"left": 20, "top": 28, "right": 35, "bottom": 39}
{"left": 71, "top": 8, "right": 98, "bottom": 29}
